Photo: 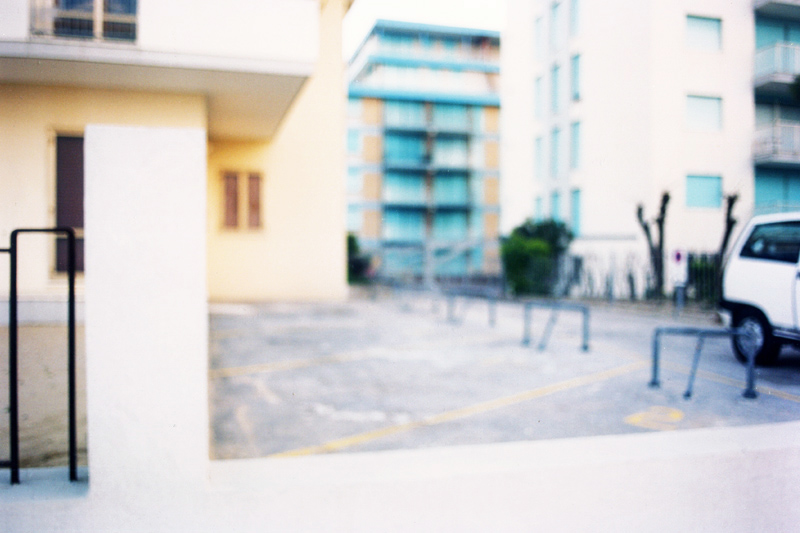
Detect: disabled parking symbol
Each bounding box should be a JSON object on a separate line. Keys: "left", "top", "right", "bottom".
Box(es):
{"left": 624, "top": 406, "right": 684, "bottom": 431}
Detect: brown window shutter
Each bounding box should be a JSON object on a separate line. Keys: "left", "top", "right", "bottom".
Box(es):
{"left": 223, "top": 172, "right": 239, "bottom": 228}
{"left": 248, "top": 173, "right": 262, "bottom": 228}
{"left": 56, "top": 136, "right": 85, "bottom": 272}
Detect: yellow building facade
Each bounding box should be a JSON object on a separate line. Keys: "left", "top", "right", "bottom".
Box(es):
{"left": 0, "top": 0, "right": 350, "bottom": 312}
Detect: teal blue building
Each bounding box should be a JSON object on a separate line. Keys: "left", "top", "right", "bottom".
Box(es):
{"left": 346, "top": 20, "right": 501, "bottom": 281}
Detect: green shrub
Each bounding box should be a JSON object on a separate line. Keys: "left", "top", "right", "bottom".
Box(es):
{"left": 347, "top": 233, "right": 370, "bottom": 284}
{"left": 501, "top": 235, "right": 553, "bottom": 296}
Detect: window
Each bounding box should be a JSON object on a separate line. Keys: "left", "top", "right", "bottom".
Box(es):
{"left": 432, "top": 104, "right": 470, "bottom": 131}
{"left": 347, "top": 206, "right": 363, "bottom": 232}
{"left": 686, "top": 175, "right": 722, "bottom": 208}
{"left": 383, "top": 210, "right": 425, "bottom": 242}
{"left": 687, "top": 95, "right": 722, "bottom": 131}
{"left": 347, "top": 129, "right": 361, "bottom": 154}
{"left": 247, "top": 173, "right": 262, "bottom": 228}
{"left": 385, "top": 101, "right": 426, "bottom": 128}
{"left": 740, "top": 221, "right": 800, "bottom": 264}
{"left": 383, "top": 172, "right": 426, "bottom": 204}
{"left": 347, "top": 168, "right": 363, "bottom": 195}
{"left": 348, "top": 97, "right": 362, "bottom": 119}
{"left": 687, "top": 15, "right": 722, "bottom": 51}
{"left": 434, "top": 212, "right": 469, "bottom": 242}
{"left": 222, "top": 171, "right": 262, "bottom": 229}
{"left": 570, "top": 55, "right": 581, "bottom": 100}
{"left": 570, "top": 189, "right": 581, "bottom": 236}
{"left": 223, "top": 172, "right": 239, "bottom": 228}
{"left": 39, "top": 0, "right": 137, "bottom": 41}
{"left": 535, "top": 196, "right": 544, "bottom": 221}
{"left": 434, "top": 173, "right": 469, "bottom": 205}
{"left": 551, "top": 190, "right": 561, "bottom": 221}
{"left": 755, "top": 17, "right": 800, "bottom": 49}
{"left": 551, "top": 127, "right": 561, "bottom": 177}
{"left": 551, "top": 64, "right": 561, "bottom": 113}
{"left": 755, "top": 168, "right": 800, "bottom": 212}
{"left": 570, "top": 122, "right": 581, "bottom": 169}
{"left": 433, "top": 138, "right": 468, "bottom": 167}
{"left": 384, "top": 133, "right": 426, "bottom": 164}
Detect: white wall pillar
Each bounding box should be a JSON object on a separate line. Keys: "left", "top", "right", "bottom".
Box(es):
{"left": 84, "top": 125, "right": 208, "bottom": 493}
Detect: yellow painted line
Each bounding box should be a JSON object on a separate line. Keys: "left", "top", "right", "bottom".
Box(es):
{"left": 624, "top": 406, "right": 684, "bottom": 431}
{"left": 269, "top": 361, "right": 648, "bottom": 458}
{"left": 209, "top": 334, "right": 510, "bottom": 379}
{"left": 662, "top": 362, "right": 800, "bottom": 403}
{"left": 209, "top": 352, "right": 369, "bottom": 379}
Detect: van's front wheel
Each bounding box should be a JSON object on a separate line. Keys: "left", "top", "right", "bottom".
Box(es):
{"left": 732, "top": 310, "right": 781, "bottom": 366}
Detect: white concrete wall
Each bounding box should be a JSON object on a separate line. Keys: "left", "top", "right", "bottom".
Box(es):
{"left": 0, "top": 0, "right": 28, "bottom": 40}
{"left": 499, "top": 0, "right": 535, "bottom": 234}
{"left": 502, "top": 0, "right": 756, "bottom": 296}
{"left": 84, "top": 125, "right": 209, "bottom": 494}
{"left": 138, "top": 0, "right": 318, "bottom": 65}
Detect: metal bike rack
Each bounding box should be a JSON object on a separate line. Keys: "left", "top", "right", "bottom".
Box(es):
{"left": 522, "top": 300, "right": 590, "bottom": 352}
{"left": 0, "top": 228, "right": 78, "bottom": 484}
{"left": 648, "top": 326, "right": 756, "bottom": 400}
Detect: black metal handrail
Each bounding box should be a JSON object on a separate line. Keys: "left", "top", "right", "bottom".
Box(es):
{"left": 1, "top": 228, "right": 77, "bottom": 484}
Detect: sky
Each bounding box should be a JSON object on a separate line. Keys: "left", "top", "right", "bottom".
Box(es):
{"left": 343, "top": 0, "right": 506, "bottom": 60}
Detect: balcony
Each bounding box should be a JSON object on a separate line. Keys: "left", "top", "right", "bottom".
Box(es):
{"left": 754, "top": 0, "right": 800, "bottom": 22}
{"left": 754, "top": 43, "right": 800, "bottom": 97}
{"left": 754, "top": 121, "right": 800, "bottom": 166}
{"left": 31, "top": 0, "right": 136, "bottom": 41}
{"left": 1, "top": 0, "right": 320, "bottom": 139}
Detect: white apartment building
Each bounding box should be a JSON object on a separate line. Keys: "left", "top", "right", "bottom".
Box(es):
{"left": 502, "top": 0, "right": 786, "bottom": 298}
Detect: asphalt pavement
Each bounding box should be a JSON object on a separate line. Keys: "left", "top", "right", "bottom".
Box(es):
{"left": 209, "top": 290, "right": 800, "bottom": 460}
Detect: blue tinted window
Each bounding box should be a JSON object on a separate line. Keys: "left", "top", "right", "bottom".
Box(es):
{"left": 686, "top": 175, "right": 722, "bottom": 208}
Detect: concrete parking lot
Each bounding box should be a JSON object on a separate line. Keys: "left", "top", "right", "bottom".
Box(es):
{"left": 4, "top": 291, "right": 800, "bottom": 470}
{"left": 210, "top": 290, "right": 800, "bottom": 461}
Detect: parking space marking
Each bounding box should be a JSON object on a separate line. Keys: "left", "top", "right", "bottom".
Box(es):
{"left": 269, "top": 361, "right": 647, "bottom": 458}
{"left": 662, "top": 362, "right": 800, "bottom": 403}
{"left": 209, "top": 352, "right": 371, "bottom": 379}
{"left": 624, "top": 406, "right": 684, "bottom": 431}
{"left": 209, "top": 335, "right": 519, "bottom": 380}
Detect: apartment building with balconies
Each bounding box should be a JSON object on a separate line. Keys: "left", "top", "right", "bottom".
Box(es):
{"left": 502, "top": 0, "right": 770, "bottom": 298}
{"left": 754, "top": 1, "right": 800, "bottom": 212}
{"left": 346, "top": 20, "right": 501, "bottom": 283}
{"left": 0, "top": 0, "right": 351, "bottom": 314}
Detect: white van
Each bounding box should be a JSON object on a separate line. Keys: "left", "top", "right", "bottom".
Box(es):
{"left": 721, "top": 211, "right": 800, "bottom": 365}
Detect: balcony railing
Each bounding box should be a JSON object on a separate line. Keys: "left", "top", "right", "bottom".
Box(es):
{"left": 754, "top": 121, "right": 800, "bottom": 164}
{"left": 754, "top": 43, "right": 800, "bottom": 82}
{"left": 31, "top": 0, "right": 137, "bottom": 41}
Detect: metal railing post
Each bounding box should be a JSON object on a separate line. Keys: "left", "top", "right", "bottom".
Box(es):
{"left": 8, "top": 233, "right": 20, "bottom": 484}
{"left": 66, "top": 229, "right": 77, "bottom": 481}
{"left": 744, "top": 341, "right": 758, "bottom": 399}
{"left": 538, "top": 307, "right": 559, "bottom": 351}
{"left": 649, "top": 329, "right": 661, "bottom": 388}
{"left": 2, "top": 228, "right": 78, "bottom": 484}
{"left": 522, "top": 302, "right": 532, "bottom": 346}
{"left": 683, "top": 335, "right": 706, "bottom": 399}
{"left": 581, "top": 306, "right": 590, "bottom": 352}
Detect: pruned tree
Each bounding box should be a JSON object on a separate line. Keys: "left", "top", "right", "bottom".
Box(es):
{"left": 714, "top": 193, "right": 739, "bottom": 301}
{"left": 718, "top": 193, "right": 739, "bottom": 260}
{"left": 636, "top": 192, "right": 670, "bottom": 298}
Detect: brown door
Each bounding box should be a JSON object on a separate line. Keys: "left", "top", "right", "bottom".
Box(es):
{"left": 56, "top": 136, "right": 85, "bottom": 272}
